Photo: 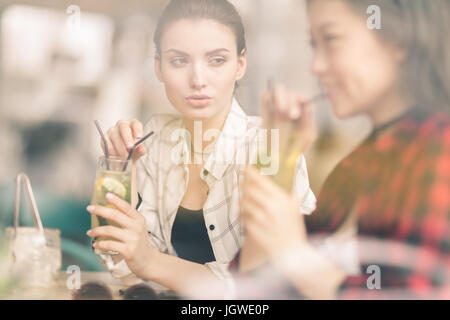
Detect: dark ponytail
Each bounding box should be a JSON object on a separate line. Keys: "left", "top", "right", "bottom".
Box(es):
{"left": 154, "top": 0, "right": 246, "bottom": 57}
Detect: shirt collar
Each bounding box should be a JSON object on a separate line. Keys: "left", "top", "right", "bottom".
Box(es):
{"left": 175, "top": 98, "right": 250, "bottom": 181}
{"left": 204, "top": 98, "right": 249, "bottom": 180}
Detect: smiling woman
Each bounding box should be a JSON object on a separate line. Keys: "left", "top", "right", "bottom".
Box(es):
{"left": 89, "top": 0, "right": 317, "bottom": 299}
{"left": 234, "top": 0, "right": 450, "bottom": 300}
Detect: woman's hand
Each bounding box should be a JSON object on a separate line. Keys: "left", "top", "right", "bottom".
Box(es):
{"left": 261, "top": 84, "right": 317, "bottom": 159}
{"left": 238, "top": 85, "right": 317, "bottom": 271}
{"left": 86, "top": 193, "right": 157, "bottom": 279}
{"left": 102, "top": 119, "right": 147, "bottom": 160}
{"left": 240, "top": 166, "right": 308, "bottom": 259}
{"left": 240, "top": 167, "right": 346, "bottom": 299}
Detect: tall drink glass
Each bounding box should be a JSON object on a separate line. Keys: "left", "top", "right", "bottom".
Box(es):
{"left": 90, "top": 156, "right": 131, "bottom": 255}
{"left": 257, "top": 124, "right": 301, "bottom": 192}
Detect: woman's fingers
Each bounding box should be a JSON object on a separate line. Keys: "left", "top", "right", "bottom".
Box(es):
{"left": 93, "top": 240, "right": 127, "bottom": 257}
{"left": 87, "top": 225, "right": 130, "bottom": 243}
{"left": 242, "top": 213, "right": 272, "bottom": 254}
{"left": 130, "top": 120, "right": 144, "bottom": 140}
{"left": 240, "top": 166, "right": 293, "bottom": 221}
{"left": 296, "top": 103, "right": 315, "bottom": 134}
{"left": 265, "top": 83, "right": 318, "bottom": 126}
{"left": 242, "top": 167, "right": 302, "bottom": 214}
{"left": 261, "top": 91, "right": 272, "bottom": 128}
{"left": 241, "top": 166, "right": 299, "bottom": 219}
{"left": 273, "top": 84, "right": 287, "bottom": 113}
{"left": 273, "top": 84, "right": 291, "bottom": 122}
{"left": 288, "top": 91, "right": 302, "bottom": 120}
{"left": 108, "top": 127, "right": 129, "bottom": 159}
{"left": 135, "top": 144, "right": 147, "bottom": 157}
{"left": 118, "top": 121, "right": 135, "bottom": 151}
{"left": 101, "top": 133, "right": 117, "bottom": 157}
{"left": 245, "top": 166, "right": 286, "bottom": 197}
{"left": 105, "top": 127, "right": 117, "bottom": 155}
{"left": 104, "top": 119, "right": 147, "bottom": 160}
{"left": 106, "top": 193, "right": 141, "bottom": 220}
{"left": 130, "top": 120, "right": 147, "bottom": 158}
{"left": 240, "top": 195, "right": 270, "bottom": 226}
{"left": 241, "top": 182, "right": 275, "bottom": 219}
{"left": 266, "top": 86, "right": 318, "bottom": 157}
{"left": 267, "top": 84, "right": 315, "bottom": 125}
{"left": 293, "top": 103, "right": 318, "bottom": 150}
{"left": 87, "top": 204, "right": 134, "bottom": 229}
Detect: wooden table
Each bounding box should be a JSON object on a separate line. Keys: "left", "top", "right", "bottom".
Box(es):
{"left": 8, "top": 272, "right": 172, "bottom": 300}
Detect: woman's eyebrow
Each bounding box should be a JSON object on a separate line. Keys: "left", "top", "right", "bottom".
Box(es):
{"left": 164, "top": 49, "right": 189, "bottom": 56}
{"left": 163, "top": 48, "right": 230, "bottom": 56}
{"left": 205, "top": 48, "right": 230, "bottom": 56}
{"left": 318, "top": 22, "right": 337, "bottom": 32}
{"left": 309, "top": 22, "right": 338, "bottom": 39}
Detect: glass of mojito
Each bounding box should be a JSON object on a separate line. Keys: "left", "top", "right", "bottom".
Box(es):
{"left": 90, "top": 156, "right": 131, "bottom": 255}
{"left": 256, "top": 126, "right": 301, "bottom": 193}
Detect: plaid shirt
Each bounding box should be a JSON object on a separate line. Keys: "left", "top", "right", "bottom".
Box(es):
{"left": 230, "top": 109, "right": 450, "bottom": 299}
{"left": 101, "top": 99, "right": 316, "bottom": 289}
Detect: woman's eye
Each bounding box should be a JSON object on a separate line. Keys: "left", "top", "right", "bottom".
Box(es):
{"left": 170, "top": 57, "right": 188, "bottom": 67}
{"left": 209, "top": 57, "right": 226, "bottom": 66}
{"left": 323, "top": 35, "right": 338, "bottom": 44}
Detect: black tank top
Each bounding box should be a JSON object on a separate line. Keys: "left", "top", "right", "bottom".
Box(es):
{"left": 171, "top": 206, "right": 216, "bottom": 264}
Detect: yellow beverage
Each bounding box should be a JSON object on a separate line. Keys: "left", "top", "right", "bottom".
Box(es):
{"left": 256, "top": 126, "right": 301, "bottom": 192}
{"left": 90, "top": 156, "right": 131, "bottom": 255}
{"left": 256, "top": 149, "right": 300, "bottom": 192}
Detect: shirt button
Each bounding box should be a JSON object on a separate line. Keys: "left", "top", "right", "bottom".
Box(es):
{"left": 203, "top": 169, "right": 208, "bottom": 176}
{"left": 209, "top": 225, "right": 215, "bottom": 231}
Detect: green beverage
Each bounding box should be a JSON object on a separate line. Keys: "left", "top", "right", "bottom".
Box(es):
{"left": 90, "top": 156, "right": 131, "bottom": 255}
{"left": 257, "top": 80, "right": 304, "bottom": 192}
{"left": 256, "top": 147, "right": 300, "bottom": 192}
{"left": 256, "top": 120, "right": 301, "bottom": 193}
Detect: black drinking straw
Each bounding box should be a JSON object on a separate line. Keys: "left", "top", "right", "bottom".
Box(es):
{"left": 94, "top": 120, "right": 110, "bottom": 170}
{"left": 301, "top": 92, "right": 327, "bottom": 108}
{"left": 122, "top": 131, "right": 155, "bottom": 171}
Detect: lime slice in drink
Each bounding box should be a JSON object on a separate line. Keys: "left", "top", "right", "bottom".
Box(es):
{"left": 101, "top": 177, "right": 127, "bottom": 199}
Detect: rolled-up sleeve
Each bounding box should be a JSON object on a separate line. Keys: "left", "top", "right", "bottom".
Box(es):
{"left": 293, "top": 155, "right": 317, "bottom": 215}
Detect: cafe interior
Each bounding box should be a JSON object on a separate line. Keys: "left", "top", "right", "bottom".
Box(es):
{"left": 0, "top": 0, "right": 374, "bottom": 299}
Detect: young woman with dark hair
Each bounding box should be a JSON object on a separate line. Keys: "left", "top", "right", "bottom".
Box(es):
{"left": 237, "top": 0, "right": 450, "bottom": 299}
{"left": 86, "top": 0, "right": 316, "bottom": 299}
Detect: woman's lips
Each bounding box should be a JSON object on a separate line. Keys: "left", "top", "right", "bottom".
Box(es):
{"left": 320, "top": 84, "right": 336, "bottom": 102}
{"left": 323, "top": 90, "right": 336, "bottom": 104}
{"left": 186, "top": 96, "right": 212, "bottom": 108}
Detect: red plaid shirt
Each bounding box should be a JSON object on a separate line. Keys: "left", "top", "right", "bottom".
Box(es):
{"left": 230, "top": 109, "right": 450, "bottom": 299}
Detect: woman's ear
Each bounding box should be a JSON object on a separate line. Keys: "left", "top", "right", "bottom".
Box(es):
{"left": 154, "top": 55, "right": 163, "bottom": 83}
{"left": 236, "top": 49, "right": 247, "bottom": 82}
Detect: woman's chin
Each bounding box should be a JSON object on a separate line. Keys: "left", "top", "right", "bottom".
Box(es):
{"left": 331, "top": 101, "right": 358, "bottom": 120}
{"left": 182, "top": 107, "right": 216, "bottom": 121}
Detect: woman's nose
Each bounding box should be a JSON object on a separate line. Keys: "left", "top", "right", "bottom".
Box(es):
{"left": 189, "top": 64, "right": 207, "bottom": 90}
{"left": 311, "top": 49, "right": 328, "bottom": 77}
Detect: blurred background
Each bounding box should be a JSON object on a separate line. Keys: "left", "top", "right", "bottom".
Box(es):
{"left": 0, "top": 0, "right": 371, "bottom": 271}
